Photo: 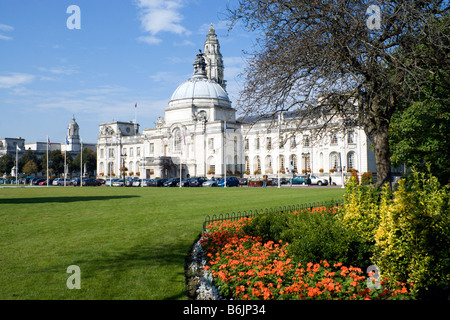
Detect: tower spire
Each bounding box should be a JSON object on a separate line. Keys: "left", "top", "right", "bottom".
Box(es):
{"left": 203, "top": 23, "right": 226, "bottom": 91}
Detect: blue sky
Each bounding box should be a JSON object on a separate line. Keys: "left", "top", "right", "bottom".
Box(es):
{"left": 0, "top": 0, "right": 255, "bottom": 144}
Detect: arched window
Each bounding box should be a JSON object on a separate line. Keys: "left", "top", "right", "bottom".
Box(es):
{"left": 347, "top": 151, "right": 356, "bottom": 169}
{"left": 329, "top": 152, "right": 339, "bottom": 170}
{"left": 289, "top": 154, "right": 298, "bottom": 171}
{"left": 279, "top": 155, "right": 285, "bottom": 171}
{"left": 254, "top": 156, "right": 261, "bottom": 172}
{"left": 173, "top": 129, "right": 182, "bottom": 152}
{"left": 265, "top": 155, "right": 273, "bottom": 173}
{"left": 245, "top": 156, "right": 250, "bottom": 172}
{"left": 99, "top": 162, "right": 104, "bottom": 174}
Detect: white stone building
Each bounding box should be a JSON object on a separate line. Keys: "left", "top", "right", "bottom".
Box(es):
{"left": 96, "top": 25, "right": 376, "bottom": 184}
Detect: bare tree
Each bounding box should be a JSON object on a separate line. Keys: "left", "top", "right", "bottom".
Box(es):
{"left": 227, "top": 0, "right": 449, "bottom": 187}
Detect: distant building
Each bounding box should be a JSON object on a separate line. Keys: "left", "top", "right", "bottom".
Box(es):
{"left": 0, "top": 117, "right": 96, "bottom": 174}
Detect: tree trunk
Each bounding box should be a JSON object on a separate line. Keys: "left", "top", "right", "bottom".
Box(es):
{"left": 366, "top": 117, "right": 392, "bottom": 188}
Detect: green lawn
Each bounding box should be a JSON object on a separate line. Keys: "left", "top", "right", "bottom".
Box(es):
{"left": 0, "top": 186, "right": 344, "bottom": 300}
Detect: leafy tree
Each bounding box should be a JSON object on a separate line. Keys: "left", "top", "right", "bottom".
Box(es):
{"left": 19, "top": 149, "right": 41, "bottom": 172}
{"left": 227, "top": 0, "right": 448, "bottom": 187}
{"left": 40, "top": 150, "right": 65, "bottom": 175}
{"left": 22, "top": 160, "right": 39, "bottom": 176}
{"left": 73, "top": 148, "right": 97, "bottom": 175}
{"left": 389, "top": 16, "right": 450, "bottom": 185}
{"left": 0, "top": 154, "right": 14, "bottom": 176}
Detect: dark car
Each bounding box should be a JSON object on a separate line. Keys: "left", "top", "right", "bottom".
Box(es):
{"left": 238, "top": 178, "right": 248, "bottom": 185}
{"left": 163, "top": 178, "right": 180, "bottom": 187}
{"left": 217, "top": 176, "right": 240, "bottom": 187}
{"left": 291, "top": 175, "right": 311, "bottom": 185}
{"left": 82, "top": 178, "right": 101, "bottom": 186}
{"left": 150, "top": 178, "right": 167, "bottom": 187}
{"left": 177, "top": 179, "right": 190, "bottom": 187}
{"left": 189, "top": 177, "right": 207, "bottom": 187}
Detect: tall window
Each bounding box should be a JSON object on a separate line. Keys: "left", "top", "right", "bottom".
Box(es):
{"left": 208, "top": 138, "right": 214, "bottom": 150}
{"left": 245, "top": 138, "right": 249, "bottom": 151}
{"left": 265, "top": 155, "right": 273, "bottom": 173}
{"left": 266, "top": 137, "right": 272, "bottom": 150}
{"left": 279, "top": 155, "right": 285, "bottom": 171}
{"left": 347, "top": 131, "right": 355, "bottom": 144}
{"left": 256, "top": 137, "right": 260, "bottom": 150}
{"left": 173, "top": 129, "right": 182, "bottom": 152}
{"left": 289, "top": 154, "right": 298, "bottom": 171}
{"left": 303, "top": 135, "right": 310, "bottom": 147}
{"left": 254, "top": 156, "right": 261, "bottom": 172}
{"left": 331, "top": 134, "right": 338, "bottom": 145}
{"left": 245, "top": 156, "right": 250, "bottom": 172}
{"left": 330, "top": 152, "right": 339, "bottom": 169}
{"left": 280, "top": 135, "right": 285, "bottom": 148}
{"left": 347, "top": 152, "right": 355, "bottom": 169}
{"left": 290, "top": 136, "right": 296, "bottom": 149}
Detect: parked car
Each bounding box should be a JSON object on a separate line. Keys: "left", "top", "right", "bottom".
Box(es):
{"left": 82, "top": 178, "right": 101, "bottom": 186}
{"left": 290, "top": 175, "right": 311, "bottom": 185}
{"left": 132, "top": 179, "right": 141, "bottom": 187}
{"left": 309, "top": 175, "right": 328, "bottom": 186}
{"left": 125, "top": 177, "right": 140, "bottom": 187}
{"left": 238, "top": 178, "right": 248, "bottom": 186}
{"left": 163, "top": 178, "right": 180, "bottom": 187}
{"left": 202, "top": 178, "right": 219, "bottom": 187}
{"left": 52, "top": 178, "right": 72, "bottom": 186}
{"left": 217, "top": 176, "right": 240, "bottom": 187}
{"left": 150, "top": 178, "right": 167, "bottom": 187}
{"left": 176, "top": 179, "right": 190, "bottom": 187}
{"left": 38, "top": 179, "right": 52, "bottom": 186}
{"left": 141, "top": 179, "right": 152, "bottom": 187}
{"left": 189, "top": 177, "right": 207, "bottom": 187}
{"left": 112, "top": 179, "right": 124, "bottom": 187}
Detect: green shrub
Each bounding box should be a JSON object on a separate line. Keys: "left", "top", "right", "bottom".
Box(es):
{"left": 373, "top": 169, "right": 450, "bottom": 299}
{"left": 338, "top": 177, "right": 380, "bottom": 247}
{"left": 244, "top": 207, "right": 370, "bottom": 268}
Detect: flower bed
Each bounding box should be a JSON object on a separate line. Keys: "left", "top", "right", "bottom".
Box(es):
{"left": 197, "top": 211, "right": 414, "bottom": 300}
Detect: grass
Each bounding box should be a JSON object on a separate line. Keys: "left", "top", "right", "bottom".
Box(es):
{"left": 0, "top": 186, "right": 344, "bottom": 300}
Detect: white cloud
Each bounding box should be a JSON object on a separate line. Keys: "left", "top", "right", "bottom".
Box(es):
{"left": 137, "top": 35, "right": 162, "bottom": 45}
{"left": 0, "top": 23, "right": 14, "bottom": 40}
{"left": 135, "top": 0, "right": 191, "bottom": 45}
{"left": 0, "top": 73, "right": 35, "bottom": 88}
{"left": 0, "top": 34, "right": 12, "bottom": 41}
{"left": 0, "top": 24, "right": 13, "bottom": 32}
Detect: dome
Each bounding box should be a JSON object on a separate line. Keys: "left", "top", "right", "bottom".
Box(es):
{"left": 170, "top": 75, "right": 230, "bottom": 103}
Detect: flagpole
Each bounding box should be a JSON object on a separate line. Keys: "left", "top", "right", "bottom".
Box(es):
{"left": 15, "top": 143, "right": 18, "bottom": 185}
{"left": 224, "top": 120, "right": 227, "bottom": 188}
{"left": 134, "top": 103, "right": 137, "bottom": 124}
{"left": 64, "top": 144, "right": 67, "bottom": 187}
{"left": 80, "top": 137, "right": 83, "bottom": 188}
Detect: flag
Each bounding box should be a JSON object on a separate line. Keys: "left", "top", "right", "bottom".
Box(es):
{"left": 225, "top": 123, "right": 230, "bottom": 136}
{"left": 16, "top": 144, "right": 21, "bottom": 151}
{"left": 135, "top": 103, "right": 137, "bottom": 108}
{"left": 80, "top": 136, "right": 83, "bottom": 147}
{"left": 66, "top": 136, "right": 69, "bottom": 144}
{"left": 48, "top": 137, "right": 51, "bottom": 147}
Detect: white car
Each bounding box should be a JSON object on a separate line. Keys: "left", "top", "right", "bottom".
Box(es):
{"left": 112, "top": 179, "right": 124, "bottom": 187}
{"left": 309, "top": 175, "right": 328, "bottom": 186}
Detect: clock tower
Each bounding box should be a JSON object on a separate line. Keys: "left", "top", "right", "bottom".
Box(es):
{"left": 203, "top": 24, "right": 226, "bottom": 91}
